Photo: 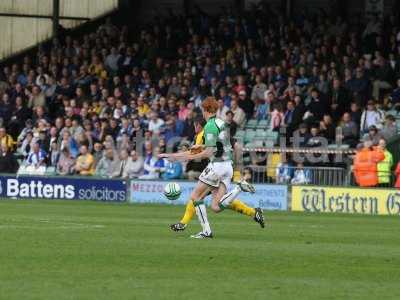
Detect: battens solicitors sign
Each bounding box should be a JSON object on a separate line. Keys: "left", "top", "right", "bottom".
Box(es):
{"left": 292, "top": 185, "right": 400, "bottom": 215}
{"left": 0, "top": 175, "right": 126, "bottom": 202}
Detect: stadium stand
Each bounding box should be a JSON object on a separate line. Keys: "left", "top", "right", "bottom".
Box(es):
{"left": 0, "top": 3, "right": 399, "bottom": 186}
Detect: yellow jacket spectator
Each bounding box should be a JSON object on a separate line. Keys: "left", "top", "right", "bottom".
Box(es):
{"left": 376, "top": 139, "right": 393, "bottom": 185}
{"left": 88, "top": 56, "right": 108, "bottom": 79}
{"left": 74, "top": 145, "right": 95, "bottom": 176}
{"left": 0, "top": 127, "right": 15, "bottom": 150}
{"left": 137, "top": 97, "right": 150, "bottom": 117}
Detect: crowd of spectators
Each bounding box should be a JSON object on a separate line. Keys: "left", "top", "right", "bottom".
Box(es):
{"left": 0, "top": 4, "right": 399, "bottom": 183}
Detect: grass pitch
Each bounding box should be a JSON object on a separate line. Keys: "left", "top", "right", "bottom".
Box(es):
{"left": 0, "top": 200, "right": 399, "bottom": 300}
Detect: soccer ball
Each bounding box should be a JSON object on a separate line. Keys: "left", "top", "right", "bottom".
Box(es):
{"left": 164, "top": 182, "right": 181, "bottom": 200}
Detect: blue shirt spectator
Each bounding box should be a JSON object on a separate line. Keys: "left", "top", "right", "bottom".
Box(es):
{"left": 162, "top": 161, "right": 183, "bottom": 180}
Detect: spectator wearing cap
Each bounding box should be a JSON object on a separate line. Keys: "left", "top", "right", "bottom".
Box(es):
{"left": 360, "top": 101, "right": 384, "bottom": 133}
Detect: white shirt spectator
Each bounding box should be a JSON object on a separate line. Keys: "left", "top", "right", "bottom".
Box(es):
{"left": 360, "top": 110, "right": 384, "bottom": 132}
{"left": 231, "top": 106, "right": 246, "bottom": 128}
{"left": 148, "top": 118, "right": 165, "bottom": 134}
{"left": 216, "top": 105, "right": 229, "bottom": 121}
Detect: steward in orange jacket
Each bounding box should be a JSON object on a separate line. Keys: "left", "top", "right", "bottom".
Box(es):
{"left": 353, "top": 141, "right": 385, "bottom": 187}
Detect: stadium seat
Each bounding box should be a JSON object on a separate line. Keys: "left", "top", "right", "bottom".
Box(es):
{"left": 264, "top": 140, "right": 275, "bottom": 148}
{"left": 245, "top": 119, "right": 258, "bottom": 129}
{"left": 257, "top": 119, "right": 269, "bottom": 129}
{"left": 244, "top": 130, "right": 256, "bottom": 143}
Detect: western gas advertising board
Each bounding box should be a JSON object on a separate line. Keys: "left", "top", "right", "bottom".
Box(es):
{"left": 292, "top": 186, "right": 400, "bottom": 215}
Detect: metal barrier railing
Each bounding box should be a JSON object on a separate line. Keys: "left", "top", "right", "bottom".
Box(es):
{"left": 246, "top": 165, "right": 349, "bottom": 186}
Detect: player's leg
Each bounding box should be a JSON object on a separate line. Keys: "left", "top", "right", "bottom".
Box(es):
{"left": 170, "top": 199, "right": 196, "bottom": 232}
{"left": 190, "top": 181, "right": 214, "bottom": 238}
{"left": 211, "top": 162, "right": 265, "bottom": 227}
{"left": 170, "top": 187, "right": 212, "bottom": 232}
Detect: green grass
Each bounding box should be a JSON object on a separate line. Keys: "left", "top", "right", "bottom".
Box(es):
{"left": 0, "top": 200, "right": 399, "bottom": 300}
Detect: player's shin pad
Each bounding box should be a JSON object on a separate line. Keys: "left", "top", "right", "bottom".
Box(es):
{"left": 218, "top": 186, "right": 241, "bottom": 209}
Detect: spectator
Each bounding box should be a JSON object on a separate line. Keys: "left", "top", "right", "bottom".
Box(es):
{"left": 291, "top": 163, "right": 311, "bottom": 184}
{"left": 353, "top": 141, "right": 385, "bottom": 187}
{"left": 0, "top": 144, "right": 18, "bottom": 173}
{"left": 394, "top": 162, "right": 400, "bottom": 188}
{"left": 350, "top": 102, "right": 362, "bottom": 126}
{"left": 0, "top": 127, "right": 14, "bottom": 150}
{"left": 57, "top": 147, "right": 75, "bottom": 175}
{"left": 162, "top": 153, "right": 183, "bottom": 180}
{"left": 237, "top": 90, "right": 254, "bottom": 119}
{"left": 112, "top": 149, "right": 130, "bottom": 178}
{"left": 139, "top": 147, "right": 165, "bottom": 179}
{"left": 381, "top": 115, "right": 397, "bottom": 141}
{"left": 251, "top": 74, "right": 268, "bottom": 102}
{"left": 338, "top": 112, "right": 359, "bottom": 147}
{"left": 24, "top": 141, "right": 47, "bottom": 175}
{"left": 148, "top": 111, "right": 165, "bottom": 135}
{"left": 304, "top": 89, "right": 326, "bottom": 123}
{"left": 360, "top": 100, "right": 384, "bottom": 133}
{"left": 125, "top": 150, "right": 144, "bottom": 178}
{"left": 362, "top": 125, "right": 383, "bottom": 145}
{"left": 376, "top": 139, "right": 393, "bottom": 187}
{"left": 92, "top": 142, "right": 104, "bottom": 167}
{"left": 293, "top": 123, "right": 311, "bottom": 147}
{"left": 74, "top": 144, "right": 95, "bottom": 176}
{"left": 48, "top": 141, "right": 60, "bottom": 168}
{"left": 372, "top": 57, "right": 392, "bottom": 101}
{"left": 95, "top": 148, "right": 119, "bottom": 177}
{"left": 230, "top": 99, "right": 246, "bottom": 127}
{"left": 390, "top": 79, "right": 400, "bottom": 108}
{"left": 270, "top": 102, "right": 283, "bottom": 131}
{"left": 27, "top": 86, "right": 45, "bottom": 109}
{"left": 216, "top": 99, "right": 229, "bottom": 121}
{"left": 276, "top": 155, "right": 293, "bottom": 184}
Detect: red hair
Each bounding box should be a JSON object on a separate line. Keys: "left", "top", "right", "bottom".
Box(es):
{"left": 202, "top": 97, "right": 218, "bottom": 114}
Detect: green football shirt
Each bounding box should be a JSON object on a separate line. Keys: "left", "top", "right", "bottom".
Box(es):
{"left": 204, "top": 116, "right": 233, "bottom": 162}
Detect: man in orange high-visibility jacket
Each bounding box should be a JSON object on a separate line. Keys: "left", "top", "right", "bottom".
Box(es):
{"left": 353, "top": 141, "right": 385, "bottom": 187}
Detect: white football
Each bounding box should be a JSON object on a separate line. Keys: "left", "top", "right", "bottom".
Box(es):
{"left": 164, "top": 182, "right": 181, "bottom": 200}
